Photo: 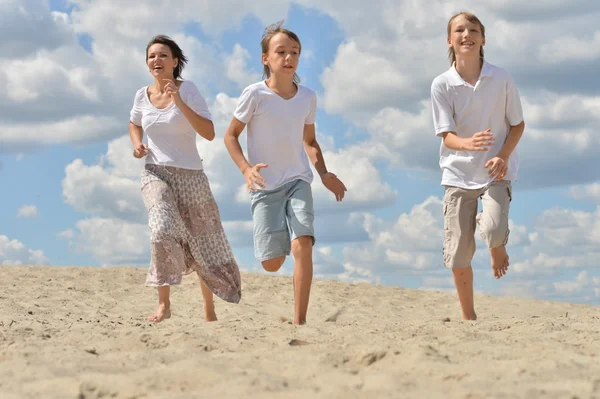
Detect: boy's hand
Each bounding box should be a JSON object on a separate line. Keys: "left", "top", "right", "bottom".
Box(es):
{"left": 244, "top": 163, "right": 268, "bottom": 192}
{"left": 485, "top": 156, "right": 508, "bottom": 181}
{"left": 321, "top": 172, "right": 347, "bottom": 202}
{"left": 462, "top": 129, "right": 494, "bottom": 151}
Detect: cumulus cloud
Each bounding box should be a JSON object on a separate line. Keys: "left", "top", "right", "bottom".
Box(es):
{"left": 60, "top": 218, "right": 149, "bottom": 266}
{"left": 0, "top": 235, "right": 48, "bottom": 265}
{"left": 224, "top": 44, "right": 262, "bottom": 90}
{"left": 17, "top": 205, "right": 39, "bottom": 218}
{"left": 0, "top": 0, "right": 74, "bottom": 59}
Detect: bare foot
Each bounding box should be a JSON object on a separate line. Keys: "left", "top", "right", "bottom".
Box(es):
{"left": 204, "top": 305, "right": 217, "bottom": 322}
{"left": 462, "top": 312, "right": 477, "bottom": 321}
{"left": 147, "top": 304, "right": 171, "bottom": 323}
{"left": 490, "top": 246, "right": 509, "bottom": 279}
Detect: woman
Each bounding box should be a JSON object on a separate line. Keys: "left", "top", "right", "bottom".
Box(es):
{"left": 129, "top": 35, "right": 241, "bottom": 323}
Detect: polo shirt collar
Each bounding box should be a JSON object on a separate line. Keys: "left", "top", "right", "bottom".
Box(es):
{"left": 447, "top": 60, "right": 492, "bottom": 86}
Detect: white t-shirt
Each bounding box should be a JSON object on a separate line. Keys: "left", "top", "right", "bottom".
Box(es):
{"left": 431, "top": 61, "right": 524, "bottom": 189}
{"left": 233, "top": 81, "right": 316, "bottom": 190}
{"left": 130, "top": 80, "right": 212, "bottom": 170}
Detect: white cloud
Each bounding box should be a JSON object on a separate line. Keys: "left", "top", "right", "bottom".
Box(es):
{"left": 61, "top": 218, "right": 149, "bottom": 266}
{"left": 17, "top": 205, "right": 39, "bottom": 218}
{"left": 1, "top": 115, "right": 122, "bottom": 152}
{"left": 62, "top": 158, "right": 145, "bottom": 223}
{"left": 225, "top": 44, "right": 261, "bottom": 90}
{"left": 311, "top": 144, "right": 398, "bottom": 212}
{"left": 567, "top": 182, "right": 600, "bottom": 204}
{"left": 0, "top": 0, "right": 74, "bottom": 59}
{"left": 0, "top": 235, "right": 48, "bottom": 266}
{"left": 341, "top": 196, "right": 444, "bottom": 274}
{"left": 539, "top": 31, "right": 600, "bottom": 64}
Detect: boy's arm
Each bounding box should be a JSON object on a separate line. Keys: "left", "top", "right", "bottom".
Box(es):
{"left": 303, "top": 124, "right": 347, "bottom": 202}
{"left": 224, "top": 118, "right": 267, "bottom": 191}
{"left": 485, "top": 121, "right": 525, "bottom": 180}
{"left": 441, "top": 130, "right": 494, "bottom": 151}
{"left": 303, "top": 123, "right": 328, "bottom": 178}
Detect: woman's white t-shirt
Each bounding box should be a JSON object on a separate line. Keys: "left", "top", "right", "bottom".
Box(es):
{"left": 233, "top": 81, "right": 317, "bottom": 190}
{"left": 130, "top": 80, "right": 211, "bottom": 170}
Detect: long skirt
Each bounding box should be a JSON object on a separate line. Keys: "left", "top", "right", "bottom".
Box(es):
{"left": 140, "top": 164, "right": 241, "bottom": 303}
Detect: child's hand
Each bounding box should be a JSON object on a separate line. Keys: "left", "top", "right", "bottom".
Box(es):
{"left": 321, "top": 172, "right": 347, "bottom": 202}
{"left": 133, "top": 143, "right": 149, "bottom": 158}
{"left": 485, "top": 156, "right": 508, "bottom": 181}
{"left": 463, "top": 129, "right": 494, "bottom": 151}
{"left": 244, "top": 163, "right": 268, "bottom": 192}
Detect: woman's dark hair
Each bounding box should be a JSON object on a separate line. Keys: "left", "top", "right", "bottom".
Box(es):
{"left": 146, "top": 35, "right": 188, "bottom": 80}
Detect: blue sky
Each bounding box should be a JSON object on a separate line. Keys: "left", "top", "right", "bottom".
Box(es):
{"left": 2, "top": 0, "right": 600, "bottom": 305}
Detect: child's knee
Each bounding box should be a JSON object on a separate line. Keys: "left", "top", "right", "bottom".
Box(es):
{"left": 262, "top": 257, "right": 285, "bottom": 272}
{"left": 480, "top": 224, "right": 509, "bottom": 248}
{"left": 291, "top": 236, "right": 313, "bottom": 254}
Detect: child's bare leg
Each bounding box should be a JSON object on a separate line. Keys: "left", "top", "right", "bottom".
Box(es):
{"left": 452, "top": 266, "right": 476, "bottom": 320}
{"left": 291, "top": 236, "right": 313, "bottom": 325}
{"left": 148, "top": 285, "right": 171, "bottom": 323}
{"left": 479, "top": 182, "right": 511, "bottom": 279}
{"left": 262, "top": 256, "right": 286, "bottom": 272}
{"left": 197, "top": 272, "right": 217, "bottom": 322}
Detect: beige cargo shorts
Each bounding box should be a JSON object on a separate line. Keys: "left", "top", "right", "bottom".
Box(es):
{"left": 442, "top": 180, "right": 512, "bottom": 269}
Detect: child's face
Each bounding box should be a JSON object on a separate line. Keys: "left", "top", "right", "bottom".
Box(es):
{"left": 447, "top": 15, "right": 485, "bottom": 60}
{"left": 263, "top": 32, "right": 300, "bottom": 78}
{"left": 146, "top": 43, "right": 178, "bottom": 78}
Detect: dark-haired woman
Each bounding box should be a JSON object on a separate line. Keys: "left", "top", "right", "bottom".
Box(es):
{"left": 129, "top": 35, "right": 241, "bottom": 323}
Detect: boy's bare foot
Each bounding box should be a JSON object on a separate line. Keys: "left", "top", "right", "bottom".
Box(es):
{"left": 490, "top": 246, "right": 509, "bottom": 279}
{"left": 204, "top": 305, "right": 217, "bottom": 322}
{"left": 147, "top": 304, "right": 171, "bottom": 323}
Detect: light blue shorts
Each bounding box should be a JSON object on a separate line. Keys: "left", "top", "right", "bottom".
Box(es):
{"left": 250, "top": 179, "right": 315, "bottom": 261}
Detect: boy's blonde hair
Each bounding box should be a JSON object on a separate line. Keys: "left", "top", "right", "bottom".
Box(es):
{"left": 261, "top": 21, "right": 302, "bottom": 84}
{"left": 447, "top": 12, "right": 485, "bottom": 65}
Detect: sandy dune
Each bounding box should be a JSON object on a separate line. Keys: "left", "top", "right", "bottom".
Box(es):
{"left": 0, "top": 265, "right": 599, "bottom": 398}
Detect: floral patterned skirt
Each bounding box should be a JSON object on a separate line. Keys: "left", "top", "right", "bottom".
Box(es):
{"left": 141, "top": 164, "right": 241, "bottom": 303}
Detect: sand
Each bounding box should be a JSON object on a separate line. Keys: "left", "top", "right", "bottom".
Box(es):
{"left": 0, "top": 265, "right": 599, "bottom": 398}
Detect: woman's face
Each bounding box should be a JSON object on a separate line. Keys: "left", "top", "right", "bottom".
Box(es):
{"left": 146, "top": 43, "right": 177, "bottom": 78}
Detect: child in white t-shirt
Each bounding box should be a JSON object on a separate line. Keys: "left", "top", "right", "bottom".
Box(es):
{"left": 224, "top": 22, "right": 347, "bottom": 325}
{"left": 431, "top": 12, "right": 525, "bottom": 320}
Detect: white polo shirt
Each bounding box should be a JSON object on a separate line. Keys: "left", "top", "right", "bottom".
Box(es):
{"left": 233, "top": 81, "right": 316, "bottom": 190}
{"left": 431, "top": 61, "right": 524, "bottom": 189}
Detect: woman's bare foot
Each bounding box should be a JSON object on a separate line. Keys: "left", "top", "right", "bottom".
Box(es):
{"left": 147, "top": 303, "right": 171, "bottom": 323}
{"left": 462, "top": 311, "right": 477, "bottom": 321}
{"left": 204, "top": 305, "right": 218, "bottom": 322}
{"left": 490, "top": 246, "right": 509, "bottom": 279}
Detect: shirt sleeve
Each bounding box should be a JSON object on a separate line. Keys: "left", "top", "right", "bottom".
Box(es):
{"left": 233, "top": 85, "right": 256, "bottom": 124}
{"left": 184, "top": 81, "right": 212, "bottom": 121}
{"left": 129, "top": 89, "right": 144, "bottom": 126}
{"left": 305, "top": 91, "right": 317, "bottom": 125}
{"left": 431, "top": 79, "right": 456, "bottom": 136}
{"left": 505, "top": 75, "right": 524, "bottom": 126}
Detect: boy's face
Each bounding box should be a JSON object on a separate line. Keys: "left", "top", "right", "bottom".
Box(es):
{"left": 262, "top": 32, "right": 300, "bottom": 78}
{"left": 448, "top": 15, "right": 485, "bottom": 60}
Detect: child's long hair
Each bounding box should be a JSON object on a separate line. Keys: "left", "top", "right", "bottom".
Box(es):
{"left": 447, "top": 12, "right": 485, "bottom": 65}
{"left": 261, "top": 21, "right": 302, "bottom": 84}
